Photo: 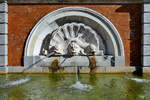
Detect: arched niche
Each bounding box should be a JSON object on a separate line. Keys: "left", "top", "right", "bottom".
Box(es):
{"left": 24, "top": 7, "right": 125, "bottom": 67}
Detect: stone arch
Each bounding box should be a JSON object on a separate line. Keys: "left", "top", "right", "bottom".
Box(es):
{"left": 24, "top": 7, "right": 125, "bottom": 66}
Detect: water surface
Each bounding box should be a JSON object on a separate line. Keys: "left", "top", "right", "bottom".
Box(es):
{"left": 0, "top": 74, "right": 150, "bottom": 100}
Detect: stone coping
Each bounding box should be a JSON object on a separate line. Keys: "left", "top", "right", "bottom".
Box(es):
{"left": 6, "top": 0, "right": 144, "bottom": 4}
{"left": 0, "top": 66, "right": 149, "bottom": 74}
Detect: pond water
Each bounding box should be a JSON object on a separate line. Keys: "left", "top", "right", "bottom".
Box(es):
{"left": 0, "top": 74, "right": 150, "bottom": 100}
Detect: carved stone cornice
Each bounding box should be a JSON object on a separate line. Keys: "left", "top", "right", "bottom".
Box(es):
{"left": 7, "top": 0, "right": 144, "bottom": 4}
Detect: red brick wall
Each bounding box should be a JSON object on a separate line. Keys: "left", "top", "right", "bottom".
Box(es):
{"left": 8, "top": 4, "right": 142, "bottom": 66}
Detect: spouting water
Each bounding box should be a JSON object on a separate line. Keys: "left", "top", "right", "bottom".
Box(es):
{"left": 70, "top": 81, "right": 92, "bottom": 91}
{"left": 1, "top": 52, "right": 55, "bottom": 89}
{"left": 126, "top": 77, "right": 150, "bottom": 83}
{"left": 70, "top": 66, "right": 93, "bottom": 91}
{"left": 0, "top": 78, "right": 30, "bottom": 88}
{"left": 76, "top": 66, "right": 79, "bottom": 81}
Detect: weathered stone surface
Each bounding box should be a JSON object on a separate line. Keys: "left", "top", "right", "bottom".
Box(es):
{"left": 42, "top": 67, "right": 49, "bottom": 73}
{"left": 0, "top": 56, "right": 7, "bottom": 66}
{"left": 145, "top": 0, "right": 150, "bottom": 3}
{"left": 7, "top": 67, "right": 24, "bottom": 73}
{"left": 0, "top": 66, "right": 140, "bottom": 74}
{"left": 7, "top": 0, "right": 143, "bottom": 4}
{"left": 0, "top": 2, "right": 7, "bottom": 12}
{"left": 143, "top": 45, "right": 150, "bottom": 55}
{"left": 0, "top": 35, "right": 7, "bottom": 44}
{"left": 7, "top": 67, "right": 44, "bottom": 73}
{"left": 0, "top": 45, "right": 7, "bottom": 55}
{"left": 105, "top": 66, "right": 135, "bottom": 73}
{"left": 143, "top": 24, "right": 150, "bottom": 33}
{"left": 63, "top": 67, "right": 76, "bottom": 73}
{"left": 144, "top": 4, "right": 150, "bottom": 12}
{"left": 59, "top": 56, "right": 90, "bottom": 67}
{"left": 24, "top": 56, "right": 90, "bottom": 67}
{"left": 24, "top": 56, "right": 123, "bottom": 67}
{"left": 0, "top": 67, "right": 7, "bottom": 73}
{"left": 0, "top": 3, "right": 7, "bottom": 68}
{"left": 23, "top": 67, "right": 43, "bottom": 73}
{"left": 115, "top": 56, "right": 125, "bottom": 66}
{"left": 143, "top": 4, "right": 150, "bottom": 67}
{"left": 143, "top": 67, "right": 150, "bottom": 73}
{"left": 0, "top": 13, "right": 7, "bottom": 23}
{"left": 24, "top": 56, "right": 41, "bottom": 67}
{"left": 0, "top": 23, "right": 7, "bottom": 33}
{"left": 92, "top": 67, "right": 106, "bottom": 73}
{"left": 95, "top": 56, "right": 112, "bottom": 67}
{"left": 143, "top": 56, "right": 150, "bottom": 66}
{"left": 24, "top": 56, "right": 33, "bottom": 67}
{"left": 0, "top": 66, "right": 150, "bottom": 74}
{"left": 143, "top": 35, "right": 150, "bottom": 44}
{"left": 144, "top": 13, "right": 150, "bottom": 23}
{"left": 0, "top": 0, "right": 6, "bottom": 3}
{"left": 79, "top": 67, "right": 90, "bottom": 73}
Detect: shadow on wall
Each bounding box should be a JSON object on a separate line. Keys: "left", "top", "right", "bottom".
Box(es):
{"left": 116, "top": 5, "right": 142, "bottom": 66}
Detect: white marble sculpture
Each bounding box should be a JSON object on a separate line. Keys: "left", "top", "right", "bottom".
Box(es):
{"left": 45, "top": 23, "right": 103, "bottom": 56}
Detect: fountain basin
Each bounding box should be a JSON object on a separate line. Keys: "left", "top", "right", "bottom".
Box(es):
{"left": 1, "top": 74, "right": 150, "bottom": 100}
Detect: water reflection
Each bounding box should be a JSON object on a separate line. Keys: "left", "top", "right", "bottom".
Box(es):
{"left": 124, "top": 78, "right": 145, "bottom": 100}
{"left": 89, "top": 74, "right": 98, "bottom": 85}
{"left": 8, "top": 87, "right": 26, "bottom": 100}
{"left": 48, "top": 74, "right": 66, "bottom": 84}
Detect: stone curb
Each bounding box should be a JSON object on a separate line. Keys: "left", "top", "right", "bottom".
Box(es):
{"left": 0, "top": 66, "right": 147, "bottom": 74}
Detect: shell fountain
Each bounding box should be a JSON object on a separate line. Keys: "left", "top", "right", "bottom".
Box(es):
{"left": 41, "top": 23, "right": 104, "bottom": 56}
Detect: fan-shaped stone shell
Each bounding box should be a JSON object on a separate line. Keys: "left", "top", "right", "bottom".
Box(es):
{"left": 48, "top": 23, "right": 103, "bottom": 55}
